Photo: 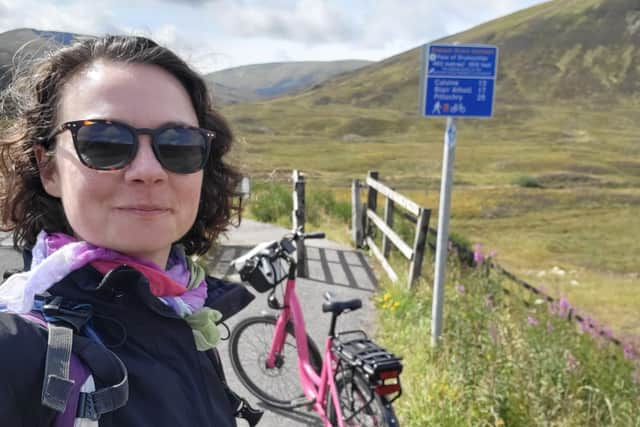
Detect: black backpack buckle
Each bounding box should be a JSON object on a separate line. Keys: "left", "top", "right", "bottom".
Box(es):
{"left": 236, "top": 398, "right": 263, "bottom": 427}
{"left": 43, "top": 296, "right": 93, "bottom": 332}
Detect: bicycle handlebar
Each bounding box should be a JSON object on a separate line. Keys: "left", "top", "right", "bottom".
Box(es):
{"left": 230, "top": 230, "right": 325, "bottom": 272}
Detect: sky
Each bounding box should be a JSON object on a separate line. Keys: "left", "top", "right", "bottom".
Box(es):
{"left": 0, "top": 0, "right": 548, "bottom": 74}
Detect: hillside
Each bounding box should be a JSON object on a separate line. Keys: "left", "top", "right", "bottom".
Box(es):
{"left": 0, "top": 29, "right": 371, "bottom": 106}
{"left": 278, "top": 0, "right": 640, "bottom": 111}
{"left": 222, "top": 0, "right": 640, "bottom": 340}
{"left": 204, "top": 60, "right": 371, "bottom": 105}
{"left": 223, "top": 0, "right": 640, "bottom": 181}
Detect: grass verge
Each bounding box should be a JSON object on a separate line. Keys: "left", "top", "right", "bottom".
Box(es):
{"left": 374, "top": 256, "right": 640, "bottom": 426}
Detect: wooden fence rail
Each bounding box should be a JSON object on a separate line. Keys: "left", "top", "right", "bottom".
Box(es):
{"left": 353, "top": 170, "right": 431, "bottom": 288}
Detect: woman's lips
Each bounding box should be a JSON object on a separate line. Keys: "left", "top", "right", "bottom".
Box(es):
{"left": 115, "top": 205, "right": 171, "bottom": 216}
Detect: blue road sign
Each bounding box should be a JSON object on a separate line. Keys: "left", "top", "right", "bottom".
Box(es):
{"left": 421, "top": 44, "right": 498, "bottom": 118}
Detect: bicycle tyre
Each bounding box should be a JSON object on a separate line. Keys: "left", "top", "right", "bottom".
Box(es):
{"left": 228, "top": 315, "right": 323, "bottom": 409}
{"left": 328, "top": 368, "right": 399, "bottom": 427}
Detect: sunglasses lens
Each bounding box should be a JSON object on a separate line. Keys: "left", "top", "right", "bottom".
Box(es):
{"left": 75, "top": 122, "right": 135, "bottom": 169}
{"left": 156, "top": 128, "right": 209, "bottom": 174}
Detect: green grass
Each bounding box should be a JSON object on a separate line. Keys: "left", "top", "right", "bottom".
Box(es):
{"left": 241, "top": 181, "right": 640, "bottom": 425}
{"left": 374, "top": 258, "right": 640, "bottom": 426}
{"left": 242, "top": 169, "right": 640, "bottom": 340}
{"left": 262, "top": 187, "right": 640, "bottom": 426}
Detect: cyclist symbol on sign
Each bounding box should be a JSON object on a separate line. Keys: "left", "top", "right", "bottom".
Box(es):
{"left": 451, "top": 103, "right": 466, "bottom": 114}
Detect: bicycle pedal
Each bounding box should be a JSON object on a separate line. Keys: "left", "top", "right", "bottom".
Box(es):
{"left": 290, "top": 396, "right": 315, "bottom": 408}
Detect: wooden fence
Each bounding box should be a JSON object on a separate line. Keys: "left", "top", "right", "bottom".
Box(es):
{"left": 352, "top": 171, "right": 431, "bottom": 288}
{"left": 292, "top": 170, "right": 307, "bottom": 278}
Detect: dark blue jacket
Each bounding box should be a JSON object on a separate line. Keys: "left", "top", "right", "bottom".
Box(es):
{"left": 0, "top": 261, "right": 255, "bottom": 427}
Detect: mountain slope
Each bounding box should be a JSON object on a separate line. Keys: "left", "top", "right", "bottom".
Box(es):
{"left": 219, "top": 0, "right": 640, "bottom": 340}
{"left": 270, "top": 0, "right": 640, "bottom": 112}
{"left": 204, "top": 60, "right": 371, "bottom": 105}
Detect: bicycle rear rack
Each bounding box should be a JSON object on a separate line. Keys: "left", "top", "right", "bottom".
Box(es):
{"left": 332, "top": 330, "right": 403, "bottom": 400}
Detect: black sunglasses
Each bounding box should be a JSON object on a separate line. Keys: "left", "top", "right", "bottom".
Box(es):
{"left": 47, "top": 119, "right": 214, "bottom": 174}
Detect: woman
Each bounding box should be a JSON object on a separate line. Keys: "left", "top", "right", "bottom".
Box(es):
{"left": 0, "top": 35, "right": 256, "bottom": 426}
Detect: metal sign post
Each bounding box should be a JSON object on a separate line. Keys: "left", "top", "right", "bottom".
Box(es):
{"left": 420, "top": 43, "right": 498, "bottom": 347}
{"left": 431, "top": 117, "right": 457, "bottom": 346}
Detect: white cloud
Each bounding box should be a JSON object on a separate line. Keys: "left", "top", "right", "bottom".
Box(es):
{"left": 0, "top": 0, "right": 549, "bottom": 73}
{"left": 208, "top": 0, "right": 354, "bottom": 43}
{"left": 0, "top": 0, "right": 119, "bottom": 36}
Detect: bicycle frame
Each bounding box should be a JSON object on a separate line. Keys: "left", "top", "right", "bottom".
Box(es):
{"left": 266, "top": 273, "right": 348, "bottom": 426}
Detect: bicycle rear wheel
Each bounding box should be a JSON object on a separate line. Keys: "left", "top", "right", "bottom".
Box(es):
{"left": 228, "top": 315, "right": 323, "bottom": 409}
{"left": 328, "top": 369, "right": 399, "bottom": 427}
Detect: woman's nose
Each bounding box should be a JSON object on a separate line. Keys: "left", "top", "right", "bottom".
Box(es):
{"left": 123, "top": 135, "right": 167, "bottom": 183}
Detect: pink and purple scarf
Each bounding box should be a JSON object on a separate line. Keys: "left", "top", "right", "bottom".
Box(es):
{"left": 0, "top": 231, "right": 221, "bottom": 350}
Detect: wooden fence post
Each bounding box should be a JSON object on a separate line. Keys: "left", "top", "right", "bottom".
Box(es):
{"left": 352, "top": 179, "right": 364, "bottom": 247}
{"left": 365, "top": 170, "right": 379, "bottom": 238}
{"left": 292, "top": 170, "right": 307, "bottom": 278}
{"left": 408, "top": 208, "right": 431, "bottom": 288}
{"left": 382, "top": 197, "right": 394, "bottom": 257}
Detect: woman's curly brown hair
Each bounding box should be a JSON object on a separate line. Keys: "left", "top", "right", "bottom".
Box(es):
{"left": 0, "top": 35, "right": 241, "bottom": 256}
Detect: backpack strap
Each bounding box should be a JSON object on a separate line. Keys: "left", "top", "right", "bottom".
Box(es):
{"left": 18, "top": 312, "right": 94, "bottom": 427}
{"left": 73, "top": 342, "right": 129, "bottom": 421}
{"left": 207, "top": 348, "right": 263, "bottom": 427}
{"left": 41, "top": 322, "right": 76, "bottom": 412}
{"left": 30, "top": 296, "right": 130, "bottom": 423}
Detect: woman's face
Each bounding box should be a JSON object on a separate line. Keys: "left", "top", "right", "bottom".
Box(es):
{"left": 40, "top": 60, "right": 203, "bottom": 267}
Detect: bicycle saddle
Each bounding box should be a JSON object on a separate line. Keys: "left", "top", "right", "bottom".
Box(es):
{"left": 322, "top": 292, "right": 362, "bottom": 314}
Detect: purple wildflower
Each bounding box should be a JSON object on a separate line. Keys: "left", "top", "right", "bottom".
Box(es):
{"left": 623, "top": 343, "right": 637, "bottom": 361}
{"left": 527, "top": 315, "right": 539, "bottom": 327}
{"left": 558, "top": 297, "right": 571, "bottom": 316}
{"left": 456, "top": 284, "right": 466, "bottom": 294}
{"left": 473, "top": 243, "right": 485, "bottom": 265}
{"left": 580, "top": 316, "right": 595, "bottom": 335}
{"left": 581, "top": 316, "right": 603, "bottom": 340}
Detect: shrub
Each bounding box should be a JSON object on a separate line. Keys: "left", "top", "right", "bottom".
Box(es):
{"left": 308, "top": 189, "right": 351, "bottom": 225}
{"left": 248, "top": 181, "right": 291, "bottom": 224}
{"left": 512, "top": 175, "right": 544, "bottom": 188}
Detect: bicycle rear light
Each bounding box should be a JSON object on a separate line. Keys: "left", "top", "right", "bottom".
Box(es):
{"left": 333, "top": 332, "right": 403, "bottom": 400}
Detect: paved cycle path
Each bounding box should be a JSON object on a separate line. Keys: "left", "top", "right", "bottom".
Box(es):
{"left": 212, "top": 219, "right": 379, "bottom": 427}
{"left": 0, "top": 220, "right": 380, "bottom": 426}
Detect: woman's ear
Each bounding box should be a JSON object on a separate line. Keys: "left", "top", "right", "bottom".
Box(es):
{"left": 34, "top": 145, "right": 61, "bottom": 198}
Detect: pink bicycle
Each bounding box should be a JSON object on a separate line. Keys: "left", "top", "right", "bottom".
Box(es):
{"left": 229, "top": 229, "right": 402, "bottom": 426}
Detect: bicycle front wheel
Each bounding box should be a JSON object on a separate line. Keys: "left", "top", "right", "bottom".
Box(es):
{"left": 228, "top": 315, "right": 322, "bottom": 409}
{"left": 328, "top": 369, "right": 399, "bottom": 427}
